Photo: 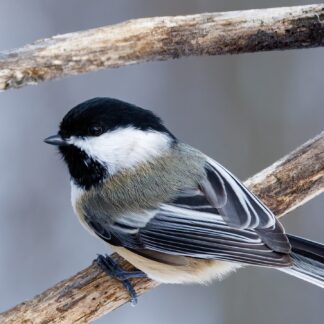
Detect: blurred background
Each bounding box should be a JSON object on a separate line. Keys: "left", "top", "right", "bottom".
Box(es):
{"left": 0, "top": 1, "right": 323, "bottom": 323}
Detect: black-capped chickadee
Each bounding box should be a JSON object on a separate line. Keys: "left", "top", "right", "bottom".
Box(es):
{"left": 45, "top": 97, "right": 324, "bottom": 304}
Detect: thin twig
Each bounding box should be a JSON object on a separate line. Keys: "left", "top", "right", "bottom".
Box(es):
{"left": 0, "top": 131, "right": 323, "bottom": 323}
{"left": 0, "top": 4, "right": 324, "bottom": 90}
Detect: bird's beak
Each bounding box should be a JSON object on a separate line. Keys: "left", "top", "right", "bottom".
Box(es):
{"left": 44, "top": 134, "right": 70, "bottom": 146}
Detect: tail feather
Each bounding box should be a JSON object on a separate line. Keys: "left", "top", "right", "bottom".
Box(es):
{"left": 278, "top": 234, "right": 324, "bottom": 288}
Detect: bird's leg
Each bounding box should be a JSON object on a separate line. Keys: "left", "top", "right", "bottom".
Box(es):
{"left": 96, "top": 254, "right": 146, "bottom": 305}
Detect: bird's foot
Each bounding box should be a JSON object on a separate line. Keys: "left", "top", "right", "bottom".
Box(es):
{"left": 96, "top": 254, "right": 146, "bottom": 305}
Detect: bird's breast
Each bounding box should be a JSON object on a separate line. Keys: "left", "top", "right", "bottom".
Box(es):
{"left": 69, "top": 144, "right": 207, "bottom": 242}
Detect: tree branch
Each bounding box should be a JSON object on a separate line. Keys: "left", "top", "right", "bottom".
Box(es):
{"left": 0, "top": 132, "right": 323, "bottom": 323}
{"left": 0, "top": 4, "right": 324, "bottom": 90}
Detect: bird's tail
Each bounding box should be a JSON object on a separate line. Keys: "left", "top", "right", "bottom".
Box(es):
{"left": 278, "top": 234, "right": 324, "bottom": 288}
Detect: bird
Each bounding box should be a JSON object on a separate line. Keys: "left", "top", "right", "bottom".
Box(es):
{"left": 44, "top": 97, "right": 324, "bottom": 304}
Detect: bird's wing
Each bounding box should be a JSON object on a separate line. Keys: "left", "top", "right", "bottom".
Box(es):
{"left": 200, "top": 158, "right": 275, "bottom": 229}
{"left": 88, "top": 204, "right": 291, "bottom": 267}
{"left": 84, "top": 157, "right": 291, "bottom": 267}
{"left": 173, "top": 157, "right": 291, "bottom": 254}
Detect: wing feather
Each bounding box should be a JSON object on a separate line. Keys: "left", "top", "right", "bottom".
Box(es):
{"left": 195, "top": 158, "right": 291, "bottom": 253}
{"left": 87, "top": 204, "right": 291, "bottom": 267}
{"left": 83, "top": 156, "right": 291, "bottom": 266}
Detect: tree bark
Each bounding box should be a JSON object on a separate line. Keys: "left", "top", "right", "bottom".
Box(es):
{"left": 0, "top": 4, "right": 324, "bottom": 90}
{"left": 0, "top": 131, "right": 323, "bottom": 323}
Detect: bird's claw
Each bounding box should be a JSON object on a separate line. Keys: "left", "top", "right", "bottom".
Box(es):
{"left": 96, "top": 254, "right": 146, "bottom": 306}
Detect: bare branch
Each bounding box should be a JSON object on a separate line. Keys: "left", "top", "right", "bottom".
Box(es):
{"left": 0, "top": 131, "right": 323, "bottom": 323}
{"left": 0, "top": 4, "right": 324, "bottom": 90}
{"left": 245, "top": 131, "right": 324, "bottom": 216}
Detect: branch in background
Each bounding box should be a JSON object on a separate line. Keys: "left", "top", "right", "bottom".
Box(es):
{"left": 0, "top": 4, "right": 324, "bottom": 90}
{"left": 0, "top": 131, "right": 323, "bottom": 323}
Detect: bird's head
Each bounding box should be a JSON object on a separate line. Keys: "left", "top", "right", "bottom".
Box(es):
{"left": 44, "top": 97, "right": 176, "bottom": 189}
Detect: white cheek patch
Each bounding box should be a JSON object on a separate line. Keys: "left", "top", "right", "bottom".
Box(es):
{"left": 69, "top": 127, "right": 172, "bottom": 175}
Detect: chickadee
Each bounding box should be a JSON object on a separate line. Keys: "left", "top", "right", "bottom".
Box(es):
{"left": 45, "top": 97, "right": 324, "bottom": 304}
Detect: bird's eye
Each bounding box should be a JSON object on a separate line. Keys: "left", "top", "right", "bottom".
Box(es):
{"left": 89, "top": 126, "right": 103, "bottom": 136}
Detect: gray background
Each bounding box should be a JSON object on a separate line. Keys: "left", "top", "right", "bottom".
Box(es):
{"left": 0, "top": 1, "right": 323, "bottom": 323}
